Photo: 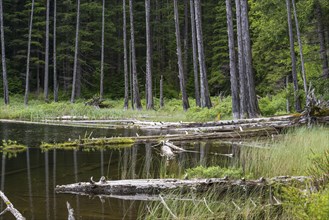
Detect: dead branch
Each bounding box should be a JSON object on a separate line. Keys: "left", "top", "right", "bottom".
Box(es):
{"left": 0, "top": 191, "right": 25, "bottom": 220}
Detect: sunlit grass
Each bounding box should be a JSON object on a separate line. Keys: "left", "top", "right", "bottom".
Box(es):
{"left": 241, "top": 126, "right": 329, "bottom": 178}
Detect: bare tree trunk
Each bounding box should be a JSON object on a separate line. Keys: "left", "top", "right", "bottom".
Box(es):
{"left": 292, "top": 0, "right": 307, "bottom": 96}
{"left": 145, "top": 0, "right": 153, "bottom": 109}
{"left": 24, "top": 0, "right": 35, "bottom": 106}
{"left": 160, "top": 75, "right": 164, "bottom": 108}
{"left": 129, "top": 0, "right": 142, "bottom": 110}
{"left": 100, "top": 0, "right": 105, "bottom": 99}
{"left": 129, "top": 39, "right": 134, "bottom": 109}
{"left": 53, "top": 0, "right": 58, "bottom": 102}
{"left": 286, "top": 0, "right": 301, "bottom": 112}
{"left": 0, "top": 0, "right": 9, "bottom": 105}
{"left": 183, "top": 0, "right": 189, "bottom": 81}
{"left": 226, "top": 0, "right": 240, "bottom": 119}
{"left": 189, "top": 0, "right": 200, "bottom": 107}
{"left": 123, "top": 0, "right": 129, "bottom": 109}
{"left": 240, "top": 0, "right": 260, "bottom": 118}
{"left": 235, "top": 0, "right": 247, "bottom": 118}
{"left": 194, "top": 0, "right": 212, "bottom": 108}
{"left": 174, "top": 0, "right": 190, "bottom": 111}
{"left": 315, "top": 0, "right": 329, "bottom": 78}
{"left": 71, "top": 0, "right": 80, "bottom": 103}
{"left": 286, "top": 75, "right": 290, "bottom": 113}
{"left": 44, "top": 0, "right": 50, "bottom": 102}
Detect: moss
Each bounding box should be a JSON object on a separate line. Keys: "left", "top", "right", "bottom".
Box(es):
{"left": 0, "top": 140, "right": 27, "bottom": 153}
{"left": 40, "top": 137, "right": 135, "bottom": 150}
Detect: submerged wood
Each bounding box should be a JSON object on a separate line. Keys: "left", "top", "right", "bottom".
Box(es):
{"left": 55, "top": 176, "right": 310, "bottom": 196}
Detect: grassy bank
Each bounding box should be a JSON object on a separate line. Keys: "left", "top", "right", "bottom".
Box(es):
{"left": 0, "top": 94, "right": 288, "bottom": 122}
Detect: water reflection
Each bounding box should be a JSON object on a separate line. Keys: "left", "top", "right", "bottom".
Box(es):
{"left": 0, "top": 122, "right": 234, "bottom": 219}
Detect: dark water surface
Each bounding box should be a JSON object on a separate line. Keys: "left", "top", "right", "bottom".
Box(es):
{"left": 0, "top": 122, "right": 232, "bottom": 220}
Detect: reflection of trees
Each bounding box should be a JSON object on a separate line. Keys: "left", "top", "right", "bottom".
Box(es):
{"left": 26, "top": 148, "right": 34, "bottom": 220}
{"left": 53, "top": 150, "right": 57, "bottom": 220}
{"left": 45, "top": 151, "right": 50, "bottom": 219}
{"left": 131, "top": 145, "right": 138, "bottom": 179}
{"left": 73, "top": 150, "right": 80, "bottom": 217}
{"left": 144, "top": 143, "right": 152, "bottom": 178}
{"left": 0, "top": 154, "right": 5, "bottom": 212}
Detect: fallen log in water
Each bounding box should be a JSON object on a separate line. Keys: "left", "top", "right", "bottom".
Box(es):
{"left": 55, "top": 176, "right": 310, "bottom": 196}
{"left": 0, "top": 190, "right": 25, "bottom": 220}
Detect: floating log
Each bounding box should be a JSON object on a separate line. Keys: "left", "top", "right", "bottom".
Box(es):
{"left": 55, "top": 176, "right": 310, "bottom": 196}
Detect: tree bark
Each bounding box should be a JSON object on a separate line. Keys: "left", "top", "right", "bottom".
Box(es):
{"left": 53, "top": 0, "right": 58, "bottom": 102}
{"left": 123, "top": 0, "right": 129, "bottom": 109}
{"left": 292, "top": 0, "right": 307, "bottom": 96}
{"left": 235, "top": 0, "right": 247, "bottom": 118}
{"left": 145, "top": 0, "right": 153, "bottom": 109}
{"left": 160, "top": 75, "right": 164, "bottom": 108}
{"left": 286, "top": 0, "right": 301, "bottom": 112}
{"left": 190, "top": 0, "right": 200, "bottom": 107}
{"left": 71, "top": 0, "right": 81, "bottom": 103}
{"left": 129, "top": 0, "right": 142, "bottom": 110}
{"left": 0, "top": 0, "right": 9, "bottom": 105}
{"left": 174, "top": 0, "right": 190, "bottom": 111}
{"left": 194, "top": 0, "right": 212, "bottom": 108}
{"left": 183, "top": 0, "right": 189, "bottom": 81}
{"left": 24, "top": 0, "right": 35, "bottom": 106}
{"left": 226, "top": 0, "right": 240, "bottom": 119}
{"left": 100, "top": 0, "right": 105, "bottom": 99}
{"left": 315, "top": 0, "right": 329, "bottom": 79}
{"left": 240, "top": 0, "right": 260, "bottom": 118}
{"left": 44, "top": 0, "right": 50, "bottom": 102}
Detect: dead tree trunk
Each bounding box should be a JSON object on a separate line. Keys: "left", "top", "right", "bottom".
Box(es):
{"left": 70, "top": 0, "right": 81, "bottom": 103}
{"left": 240, "top": 0, "right": 260, "bottom": 118}
{"left": 226, "top": 0, "right": 240, "bottom": 119}
{"left": 123, "top": 0, "right": 129, "bottom": 109}
{"left": 129, "top": 0, "right": 142, "bottom": 110}
{"left": 53, "top": 0, "right": 58, "bottom": 102}
{"left": 292, "top": 0, "right": 307, "bottom": 96}
{"left": 174, "top": 0, "right": 190, "bottom": 111}
{"left": 100, "top": 0, "right": 105, "bottom": 99}
{"left": 190, "top": 0, "right": 200, "bottom": 107}
{"left": 145, "top": 0, "right": 153, "bottom": 109}
{"left": 24, "top": 0, "right": 35, "bottom": 106}
{"left": 194, "top": 0, "right": 212, "bottom": 108}
{"left": 0, "top": 0, "right": 8, "bottom": 105}
{"left": 286, "top": 0, "right": 301, "bottom": 112}
{"left": 44, "top": 0, "right": 50, "bottom": 102}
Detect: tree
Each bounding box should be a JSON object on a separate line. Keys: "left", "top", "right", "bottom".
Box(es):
{"left": 129, "top": 0, "right": 142, "bottom": 110}
{"left": 226, "top": 0, "right": 239, "bottom": 119}
{"left": 194, "top": 0, "right": 212, "bottom": 108}
{"left": 174, "top": 0, "right": 189, "bottom": 111}
{"left": 123, "top": 0, "right": 129, "bottom": 110}
{"left": 235, "top": 0, "right": 247, "bottom": 118}
{"left": 189, "top": 0, "right": 200, "bottom": 107}
{"left": 240, "top": 0, "right": 260, "bottom": 117}
{"left": 53, "top": 0, "right": 58, "bottom": 102}
{"left": 44, "top": 0, "right": 50, "bottom": 102}
{"left": 286, "top": 0, "right": 301, "bottom": 112}
{"left": 0, "top": 0, "right": 9, "bottom": 104}
{"left": 145, "top": 0, "right": 153, "bottom": 109}
{"left": 24, "top": 0, "right": 35, "bottom": 106}
{"left": 292, "top": 0, "right": 307, "bottom": 96}
{"left": 100, "top": 0, "right": 105, "bottom": 99}
{"left": 71, "top": 0, "right": 81, "bottom": 103}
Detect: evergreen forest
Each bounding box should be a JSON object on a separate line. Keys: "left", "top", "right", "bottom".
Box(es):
{"left": 0, "top": 0, "right": 329, "bottom": 118}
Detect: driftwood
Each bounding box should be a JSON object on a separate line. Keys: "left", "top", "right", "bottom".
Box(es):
{"left": 55, "top": 176, "right": 310, "bottom": 196}
{"left": 66, "top": 202, "right": 75, "bottom": 220}
{"left": 0, "top": 190, "right": 25, "bottom": 220}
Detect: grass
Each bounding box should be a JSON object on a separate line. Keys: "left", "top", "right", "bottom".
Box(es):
{"left": 241, "top": 126, "right": 329, "bottom": 178}
{"left": 0, "top": 94, "right": 291, "bottom": 122}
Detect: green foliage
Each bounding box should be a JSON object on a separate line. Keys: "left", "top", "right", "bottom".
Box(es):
{"left": 258, "top": 93, "right": 287, "bottom": 116}
{"left": 0, "top": 139, "right": 27, "bottom": 154}
{"left": 185, "top": 166, "right": 243, "bottom": 179}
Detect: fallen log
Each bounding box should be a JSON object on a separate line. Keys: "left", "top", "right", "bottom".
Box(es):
{"left": 0, "top": 190, "right": 25, "bottom": 220}
{"left": 55, "top": 176, "right": 310, "bottom": 196}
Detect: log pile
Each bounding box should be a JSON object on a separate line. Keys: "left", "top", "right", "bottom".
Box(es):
{"left": 55, "top": 176, "right": 310, "bottom": 196}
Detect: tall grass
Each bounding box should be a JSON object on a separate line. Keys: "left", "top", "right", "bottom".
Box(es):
{"left": 241, "top": 127, "right": 329, "bottom": 178}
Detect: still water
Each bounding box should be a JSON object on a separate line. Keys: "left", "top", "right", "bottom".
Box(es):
{"left": 0, "top": 121, "right": 232, "bottom": 219}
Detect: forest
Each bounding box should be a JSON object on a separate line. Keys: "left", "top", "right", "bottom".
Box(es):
{"left": 0, "top": 0, "right": 328, "bottom": 118}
